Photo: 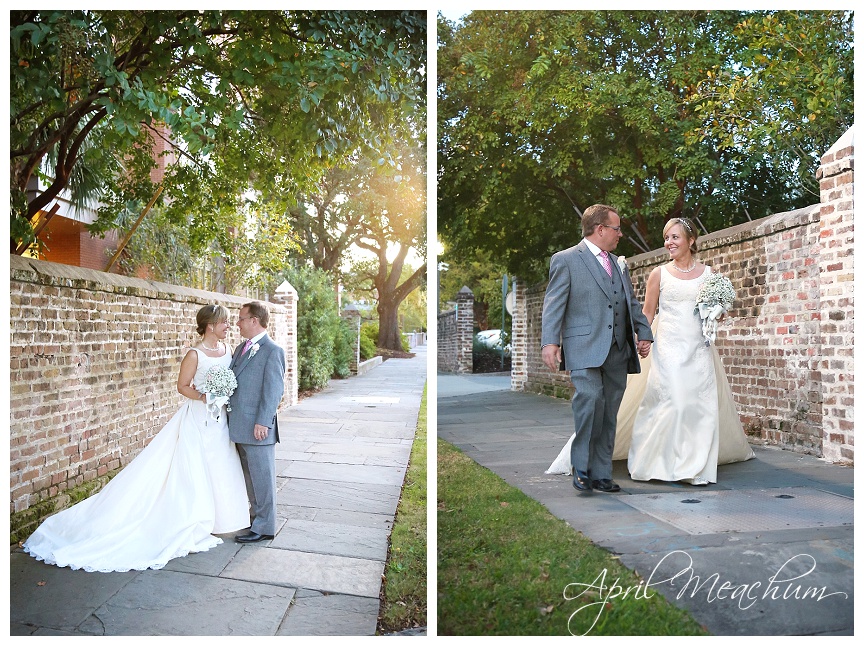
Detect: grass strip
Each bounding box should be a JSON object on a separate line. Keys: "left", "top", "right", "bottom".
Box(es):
{"left": 437, "top": 438, "right": 709, "bottom": 636}
{"left": 377, "top": 383, "right": 427, "bottom": 633}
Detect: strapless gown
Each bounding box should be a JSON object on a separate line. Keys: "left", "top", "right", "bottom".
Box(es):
{"left": 546, "top": 265, "right": 754, "bottom": 483}
{"left": 23, "top": 347, "right": 250, "bottom": 572}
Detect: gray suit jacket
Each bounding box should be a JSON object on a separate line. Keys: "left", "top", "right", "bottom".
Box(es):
{"left": 541, "top": 240, "right": 653, "bottom": 374}
{"left": 228, "top": 334, "right": 285, "bottom": 445}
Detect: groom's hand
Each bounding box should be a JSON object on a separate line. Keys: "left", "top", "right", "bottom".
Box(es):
{"left": 253, "top": 424, "right": 269, "bottom": 441}
{"left": 637, "top": 340, "right": 652, "bottom": 358}
{"left": 542, "top": 344, "right": 562, "bottom": 372}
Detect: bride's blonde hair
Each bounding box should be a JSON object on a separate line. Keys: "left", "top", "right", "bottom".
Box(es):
{"left": 663, "top": 217, "right": 698, "bottom": 255}
{"left": 196, "top": 304, "right": 229, "bottom": 336}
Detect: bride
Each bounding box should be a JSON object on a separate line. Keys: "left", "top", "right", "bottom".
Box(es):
{"left": 23, "top": 304, "right": 250, "bottom": 571}
{"left": 547, "top": 218, "right": 754, "bottom": 484}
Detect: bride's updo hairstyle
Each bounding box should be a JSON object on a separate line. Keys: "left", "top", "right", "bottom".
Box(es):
{"left": 196, "top": 304, "right": 229, "bottom": 336}
{"left": 663, "top": 217, "right": 698, "bottom": 255}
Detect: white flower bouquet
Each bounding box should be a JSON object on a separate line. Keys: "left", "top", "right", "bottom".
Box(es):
{"left": 201, "top": 365, "right": 237, "bottom": 421}
{"left": 694, "top": 273, "right": 735, "bottom": 346}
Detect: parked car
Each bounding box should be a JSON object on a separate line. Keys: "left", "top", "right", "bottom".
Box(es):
{"left": 474, "top": 329, "right": 511, "bottom": 357}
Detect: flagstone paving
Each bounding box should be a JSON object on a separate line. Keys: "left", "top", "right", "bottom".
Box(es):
{"left": 10, "top": 346, "right": 426, "bottom": 636}
{"left": 437, "top": 380, "right": 853, "bottom": 636}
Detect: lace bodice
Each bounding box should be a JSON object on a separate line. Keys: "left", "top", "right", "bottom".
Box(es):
{"left": 656, "top": 264, "right": 711, "bottom": 334}
{"left": 191, "top": 346, "right": 232, "bottom": 391}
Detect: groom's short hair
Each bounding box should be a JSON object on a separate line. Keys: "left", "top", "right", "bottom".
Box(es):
{"left": 243, "top": 301, "right": 270, "bottom": 328}
{"left": 582, "top": 204, "right": 617, "bottom": 237}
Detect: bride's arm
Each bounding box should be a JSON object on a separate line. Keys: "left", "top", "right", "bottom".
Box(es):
{"left": 177, "top": 350, "right": 205, "bottom": 401}
{"left": 641, "top": 267, "right": 661, "bottom": 326}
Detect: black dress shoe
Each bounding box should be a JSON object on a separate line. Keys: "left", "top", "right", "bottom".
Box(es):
{"left": 591, "top": 479, "right": 621, "bottom": 493}
{"left": 573, "top": 471, "right": 593, "bottom": 491}
{"left": 235, "top": 531, "right": 274, "bottom": 543}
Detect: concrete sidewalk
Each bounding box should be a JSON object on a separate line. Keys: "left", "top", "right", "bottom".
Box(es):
{"left": 437, "top": 377, "right": 853, "bottom": 636}
{"left": 10, "top": 347, "right": 426, "bottom": 636}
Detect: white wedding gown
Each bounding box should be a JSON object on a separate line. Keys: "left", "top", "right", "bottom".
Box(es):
{"left": 23, "top": 347, "right": 250, "bottom": 572}
{"left": 546, "top": 265, "right": 754, "bottom": 483}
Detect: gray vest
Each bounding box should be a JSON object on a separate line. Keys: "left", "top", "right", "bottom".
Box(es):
{"left": 607, "top": 262, "right": 628, "bottom": 349}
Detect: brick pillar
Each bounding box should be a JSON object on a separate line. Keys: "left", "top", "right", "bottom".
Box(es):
{"left": 816, "top": 126, "right": 854, "bottom": 463}
{"left": 340, "top": 307, "right": 362, "bottom": 375}
{"left": 510, "top": 278, "right": 527, "bottom": 391}
{"left": 271, "top": 280, "right": 299, "bottom": 406}
{"left": 455, "top": 286, "right": 474, "bottom": 374}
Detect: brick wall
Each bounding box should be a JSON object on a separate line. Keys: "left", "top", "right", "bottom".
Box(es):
{"left": 437, "top": 286, "right": 474, "bottom": 374}
{"left": 10, "top": 256, "right": 299, "bottom": 519}
{"left": 511, "top": 127, "right": 853, "bottom": 461}
{"left": 815, "top": 128, "right": 854, "bottom": 462}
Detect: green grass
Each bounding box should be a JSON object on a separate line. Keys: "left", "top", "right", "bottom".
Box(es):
{"left": 437, "top": 439, "right": 710, "bottom": 636}
{"left": 377, "top": 384, "right": 427, "bottom": 633}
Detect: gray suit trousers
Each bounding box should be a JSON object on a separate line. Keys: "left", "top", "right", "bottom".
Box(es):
{"left": 237, "top": 442, "right": 276, "bottom": 536}
{"left": 569, "top": 341, "right": 630, "bottom": 480}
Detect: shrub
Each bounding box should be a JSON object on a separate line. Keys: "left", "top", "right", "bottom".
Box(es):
{"left": 332, "top": 316, "right": 355, "bottom": 378}
{"left": 282, "top": 265, "right": 343, "bottom": 391}
{"left": 359, "top": 322, "right": 379, "bottom": 361}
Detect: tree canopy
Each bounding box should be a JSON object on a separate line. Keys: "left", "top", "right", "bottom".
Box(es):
{"left": 11, "top": 9, "right": 426, "bottom": 252}
{"left": 437, "top": 10, "right": 853, "bottom": 283}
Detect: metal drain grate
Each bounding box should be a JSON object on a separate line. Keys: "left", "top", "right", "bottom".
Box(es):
{"left": 620, "top": 487, "right": 852, "bottom": 535}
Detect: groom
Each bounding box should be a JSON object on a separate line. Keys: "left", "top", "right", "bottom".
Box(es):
{"left": 229, "top": 301, "right": 285, "bottom": 543}
{"left": 541, "top": 204, "right": 653, "bottom": 493}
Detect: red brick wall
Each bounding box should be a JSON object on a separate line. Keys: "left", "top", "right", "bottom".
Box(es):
{"left": 512, "top": 128, "right": 854, "bottom": 461}
{"left": 10, "top": 256, "right": 298, "bottom": 516}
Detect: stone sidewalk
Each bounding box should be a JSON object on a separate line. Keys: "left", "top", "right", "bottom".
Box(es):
{"left": 10, "top": 346, "right": 426, "bottom": 636}
{"left": 438, "top": 376, "right": 854, "bottom": 636}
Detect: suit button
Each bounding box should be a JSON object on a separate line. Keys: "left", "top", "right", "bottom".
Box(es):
{"left": 608, "top": 325, "right": 612, "bottom": 329}
{"left": 608, "top": 304, "right": 612, "bottom": 308}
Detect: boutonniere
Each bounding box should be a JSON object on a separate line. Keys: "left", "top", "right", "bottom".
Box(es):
{"left": 617, "top": 256, "right": 627, "bottom": 272}
{"left": 249, "top": 343, "right": 260, "bottom": 358}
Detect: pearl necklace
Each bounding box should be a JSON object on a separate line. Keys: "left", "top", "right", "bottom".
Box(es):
{"left": 201, "top": 341, "right": 220, "bottom": 351}
{"left": 673, "top": 260, "right": 696, "bottom": 273}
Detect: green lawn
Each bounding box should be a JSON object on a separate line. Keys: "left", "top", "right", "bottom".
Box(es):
{"left": 437, "top": 439, "right": 709, "bottom": 636}
{"left": 377, "top": 384, "right": 427, "bottom": 633}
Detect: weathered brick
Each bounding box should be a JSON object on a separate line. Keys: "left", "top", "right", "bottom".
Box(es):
{"left": 508, "top": 129, "right": 853, "bottom": 463}
{"left": 10, "top": 256, "right": 299, "bottom": 516}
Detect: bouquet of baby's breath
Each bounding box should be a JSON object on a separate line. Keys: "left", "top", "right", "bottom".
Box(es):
{"left": 694, "top": 273, "right": 735, "bottom": 345}
{"left": 201, "top": 365, "right": 237, "bottom": 421}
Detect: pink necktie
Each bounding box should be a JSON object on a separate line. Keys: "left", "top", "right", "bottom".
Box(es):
{"left": 599, "top": 250, "right": 613, "bottom": 277}
{"left": 241, "top": 339, "right": 253, "bottom": 356}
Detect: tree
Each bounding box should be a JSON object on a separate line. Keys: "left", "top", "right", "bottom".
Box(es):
{"left": 437, "top": 10, "right": 853, "bottom": 283}
{"left": 286, "top": 162, "right": 370, "bottom": 277}
{"left": 282, "top": 133, "right": 427, "bottom": 351}
{"left": 352, "top": 141, "right": 426, "bottom": 350}
{"left": 11, "top": 10, "right": 426, "bottom": 254}
{"left": 687, "top": 11, "right": 853, "bottom": 202}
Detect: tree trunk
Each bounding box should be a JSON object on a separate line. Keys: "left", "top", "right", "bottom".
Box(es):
{"left": 377, "top": 298, "right": 403, "bottom": 350}
{"left": 374, "top": 262, "right": 426, "bottom": 351}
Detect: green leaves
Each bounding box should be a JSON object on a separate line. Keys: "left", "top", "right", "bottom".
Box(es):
{"left": 12, "top": 9, "right": 426, "bottom": 249}
{"left": 439, "top": 10, "right": 852, "bottom": 281}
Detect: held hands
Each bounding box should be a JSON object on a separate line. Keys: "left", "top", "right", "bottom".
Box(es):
{"left": 637, "top": 340, "right": 652, "bottom": 358}
{"left": 253, "top": 424, "right": 270, "bottom": 441}
{"left": 542, "top": 344, "right": 562, "bottom": 372}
